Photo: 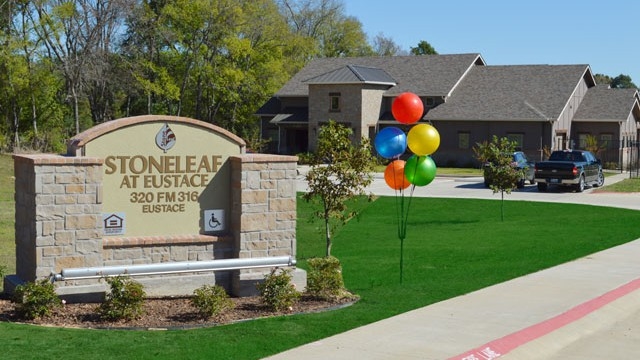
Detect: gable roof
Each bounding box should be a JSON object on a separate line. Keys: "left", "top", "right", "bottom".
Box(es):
{"left": 426, "top": 65, "right": 593, "bottom": 122}
{"left": 275, "top": 53, "right": 485, "bottom": 97}
{"left": 305, "top": 65, "right": 397, "bottom": 85}
{"left": 573, "top": 85, "right": 640, "bottom": 122}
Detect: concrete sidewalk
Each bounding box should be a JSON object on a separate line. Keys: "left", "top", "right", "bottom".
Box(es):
{"left": 266, "top": 170, "right": 640, "bottom": 359}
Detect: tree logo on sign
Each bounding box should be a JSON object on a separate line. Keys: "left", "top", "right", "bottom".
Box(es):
{"left": 155, "top": 123, "right": 176, "bottom": 153}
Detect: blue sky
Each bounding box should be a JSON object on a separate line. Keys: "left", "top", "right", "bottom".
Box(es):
{"left": 343, "top": 0, "right": 640, "bottom": 84}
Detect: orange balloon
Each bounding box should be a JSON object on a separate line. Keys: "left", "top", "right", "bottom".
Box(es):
{"left": 384, "top": 160, "right": 411, "bottom": 190}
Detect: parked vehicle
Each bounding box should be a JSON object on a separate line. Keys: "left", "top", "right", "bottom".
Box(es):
{"left": 534, "top": 150, "right": 604, "bottom": 192}
{"left": 484, "top": 151, "right": 535, "bottom": 189}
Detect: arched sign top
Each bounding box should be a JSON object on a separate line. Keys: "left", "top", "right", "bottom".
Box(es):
{"left": 67, "top": 115, "right": 246, "bottom": 156}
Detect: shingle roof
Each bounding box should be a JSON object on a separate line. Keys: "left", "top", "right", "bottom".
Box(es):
{"left": 573, "top": 85, "right": 640, "bottom": 122}
{"left": 426, "top": 65, "right": 592, "bottom": 121}
{"left": 276, "top": 54, "right": 485, "bottom": 97}
{"left": 255, "top": 97, "right": 281, "bottom": 115}
{"left": 305, "top": 65, "right": 397, "bottom": 85}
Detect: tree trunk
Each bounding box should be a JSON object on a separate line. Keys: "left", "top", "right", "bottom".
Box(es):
{"left": 325, "top": 218, "right": 332, "bottom": 257}
{"left": 31, "top": 93, "right": 37, "bottom": 136}
{"left": 324, "top": 207, "right": 332, "bottom": 257}
{"left": 12, "top": 100, "right": 19, "bottom": 148}
{"left": 72, "top": 85, "right": 80, "bottom": 134}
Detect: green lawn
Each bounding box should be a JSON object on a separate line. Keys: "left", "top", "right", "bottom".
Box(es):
{"left": 594, "top": 177, "right": 640, "bottom": 192}
{"left": 2, "top": 154, "right": 640, "bottom": 359}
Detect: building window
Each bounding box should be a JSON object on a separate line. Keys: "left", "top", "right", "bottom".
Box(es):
{"left": 329, "top": 92, "right": 341, "bottom": 112}
{"left": 577, "top": 133, "right": 589, "bottom": 149}
{"left": 458, "top": 132, "right": 470, "bottom": 149}
{"left": 425, "top": 97, "right": 435, "bottom": 107}
{"left": 507, "top": 133, "right": 524, "bottom": 150}
{"left": 600, "top": 133, "right": 613, "bottom": 149}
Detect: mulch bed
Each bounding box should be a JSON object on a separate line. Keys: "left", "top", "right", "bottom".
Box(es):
{"left": 0, "top": 294, "right": 357, "bottom": 330}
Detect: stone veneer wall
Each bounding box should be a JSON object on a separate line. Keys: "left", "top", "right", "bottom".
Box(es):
{"left": 13, "top": 154, "right": 104, "bottom": 281}
{"left": 229, "top": 154, "right": 300, "bottom": 296}
{"left": 7, "top": 153, "right": 302, "bottom": 298}
{"left": 102, "top": 236, "right": 232, "bottom": 265}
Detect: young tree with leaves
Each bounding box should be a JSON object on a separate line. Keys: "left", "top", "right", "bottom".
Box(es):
{"left": 278, "top": 0, "right": 373, "bottom": 58}
{"left": 474, "top": 135, "right": 522, "bottom": 221}
{"left": 410, "top": 40, "right": 438, "bottom": 55}
{"left": 303, "top": 120, "right": 376, "bottom": 257}
{"left": 584, "top": 134, "right": 605, "bottom": 156}
{"left": 610, "top": 74, "right": 637, "bottom": 89}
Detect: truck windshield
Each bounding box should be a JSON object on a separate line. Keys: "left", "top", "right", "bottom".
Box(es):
{"left": 548, "top": 152, "right": 584, "bottom": 162}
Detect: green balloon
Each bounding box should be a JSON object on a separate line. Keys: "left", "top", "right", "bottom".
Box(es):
{"left": 404, "top": 155, "right": 436, "bottom": 186}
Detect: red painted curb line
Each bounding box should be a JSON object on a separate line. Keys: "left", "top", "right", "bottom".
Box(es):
{"left": 449, "top": 277, "right": 640, "bottom": 360}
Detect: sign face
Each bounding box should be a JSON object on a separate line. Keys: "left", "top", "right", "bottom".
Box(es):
{"left": 72, "top": 116, "right": 244, "bottom": 237}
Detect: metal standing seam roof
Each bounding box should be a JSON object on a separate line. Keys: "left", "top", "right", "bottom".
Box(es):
{"left": 573, "top": 85, "right": 640, "bottom": 122}
{"left": 275, "top": 53, "right": 485, "bottom": 97}
{"left": 425, "top": 64, "right": 593, "bottom": 122}
{"left": 304, "top": 64, "right": 397, "bottom": 85}
{"left": 269, "top": 107, "right": 308, "bottom": 124}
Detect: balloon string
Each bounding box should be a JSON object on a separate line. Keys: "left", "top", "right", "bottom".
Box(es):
{"left": 394, "top": 186, "right": 405, "bottom": 240}
{"left": 400, "top": 185, "right": 415, "bottom": 239}
{"left": 390, "top": 160, "right": 417, "bottom": 284}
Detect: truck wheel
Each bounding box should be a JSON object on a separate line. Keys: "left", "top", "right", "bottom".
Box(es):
{"left": 517, "top": 179, "right": 525, "bottom": 188}
{"left": 594, "top": 171, "right": 604, "bottom": 187}
{"left": 575, "top": 175, "right": 585, "bottom": 192}
{"left": 537, "top": 183, "right": 547, "bottom": 192}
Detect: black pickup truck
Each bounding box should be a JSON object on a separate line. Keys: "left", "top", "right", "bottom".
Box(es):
{"left": 534, "top": 150, "right": 604, "bottom": 192}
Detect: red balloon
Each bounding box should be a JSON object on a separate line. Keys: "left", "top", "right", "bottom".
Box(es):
{"left": 392, "top": 92, "right": 424, "bottom": 124}
{"left": 384, "top": 160, "right": 411, "bottom": 190}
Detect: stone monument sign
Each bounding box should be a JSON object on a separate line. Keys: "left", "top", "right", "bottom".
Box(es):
{"left": 5, "top": 115, "right": 304, "bottom": 300}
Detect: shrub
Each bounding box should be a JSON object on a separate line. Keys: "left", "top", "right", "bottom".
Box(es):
{"left": 12, "top": 279, "right": 61, "bottom": 319}
{"left": 191, "top": 284, "right": 235, "bottom": 318}
{"left": 256, "top": 268, "right": 300, "bottom": 312}
{"left": 0, "top": 264, "right": 6, "bottom": 281}
{"left": 296, "top": 152, "right": 314, "bottom": 165}
{"left": 306, "top": 256, "right": 346, "bottom": 301}
{"left": 605, "top": 162, "right": 619, "bottom": 170}
{"left": 97, "top": 276, "right": 146, "bottom": 321}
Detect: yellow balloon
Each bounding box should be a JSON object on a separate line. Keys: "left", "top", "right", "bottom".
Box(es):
{"left": 407, "top": 124, "right": 440, "bottom": 156}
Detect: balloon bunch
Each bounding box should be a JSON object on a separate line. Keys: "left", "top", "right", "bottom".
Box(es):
{"left": 374, "top": 92, "right": 440, "bottom": 283}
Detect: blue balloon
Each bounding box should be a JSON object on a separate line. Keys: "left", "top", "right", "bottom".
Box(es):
{"left": 375, "top": 127, "right": 407, "bottom": 159}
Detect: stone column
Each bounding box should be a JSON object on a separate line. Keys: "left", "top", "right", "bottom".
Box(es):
{"left": 229, "top": 154, "right": 305, "bottom": 296}
{"left": 5, "top": 154, "right": 103, "bottom": 292}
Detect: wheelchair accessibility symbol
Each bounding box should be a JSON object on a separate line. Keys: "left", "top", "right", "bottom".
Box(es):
{"left": 204, "top": 210, "right": 225, "bottom": 232}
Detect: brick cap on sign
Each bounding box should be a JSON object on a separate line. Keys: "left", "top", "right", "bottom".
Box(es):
{"left": 13, "top": 153, "right": 104, "bottom": 165}
{"left": 66, "top": 115, "right": 246, "bottom": 155}
{"left": 103, "top": 234, "right": 231, "bottom": 248}
{"left": 229, "top": 154, "right": 299, "bottom": 163}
